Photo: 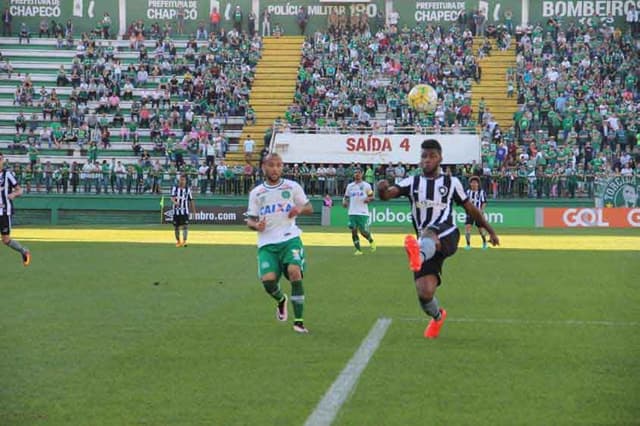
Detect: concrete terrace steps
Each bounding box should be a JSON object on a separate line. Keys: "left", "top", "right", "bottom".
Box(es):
{"left": 471, "top": 36, "right": 517, "bottom": 130}
{"left": 228, "top": 35, "right": 304, "bottom": 165}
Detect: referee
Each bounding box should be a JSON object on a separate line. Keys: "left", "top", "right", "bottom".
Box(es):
{"left": 0, "top": 152, "right": 31, "bottom": 266}
{"left": 171, "top": 173, "right": 195, "bottom": 247}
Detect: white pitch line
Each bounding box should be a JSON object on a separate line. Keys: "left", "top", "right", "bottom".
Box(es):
{"left": 304, "top": 318, "right": 392, "bottom": 426}
{"left": 396, "top": 316, "right": 640, "bottom": 327}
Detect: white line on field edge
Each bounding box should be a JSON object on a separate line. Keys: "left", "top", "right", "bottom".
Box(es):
{"left": 304, "top": 317, "right": 392, "bottom": 426}
{"left": 396, "top": 316, "right": 640, "bottom": 327}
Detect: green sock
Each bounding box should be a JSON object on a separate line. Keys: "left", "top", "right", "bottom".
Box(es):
{"left": 291, "top": 280, "right": 304, "bottom": 321}
{"left": 262, "top": 280, "right": 284, "bottom": 302}
{"left": 174, "top": 227, "right": 180, "bottom": 241}
{"left": 352, "top": 236, "right": 361, "bottom": 250}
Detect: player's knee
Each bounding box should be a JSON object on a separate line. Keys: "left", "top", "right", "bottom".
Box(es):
{"left": 287, "top": 266, "right": 302, "bottom": 281}
{"left": 419, "top": 236, "right": 436, "bottom": 261}
{"left": 261, "top": 272, "right": 277, "bottom": 282}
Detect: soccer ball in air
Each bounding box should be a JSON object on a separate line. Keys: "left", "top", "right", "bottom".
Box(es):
{"left": 407, "top": 84, "right": 438, "bottom": 113}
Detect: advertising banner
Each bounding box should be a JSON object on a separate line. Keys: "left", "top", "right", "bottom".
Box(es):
{"left": 530, "top": 0, "right": 640, "bottom": 27}
{"left": 543, "top": 208, "right": 640, "bottom": 228}
{"left": 162, "top": 205, "right": 246, "bottom": 224}
{"left": 273, "top": 133, "right": 480, "bottom": 165}
{"left": 600, "top": 176, "right": 640, "bottom": 208}
{"left": 261, "top": 0, "right": 385, "bottom": 35}
{"left": 8, "top": 0, "right": 121, "bottom": 35}
{"left": 127, "top": 0, "right": 252, "bottom": 34}
{"left": 397, "top": 0, "right": 522, "bottom": 28}
{"left": 330, "top": 203, "right": 535, "bottom": 227}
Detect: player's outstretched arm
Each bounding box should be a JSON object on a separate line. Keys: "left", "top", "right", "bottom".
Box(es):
{"left": 463, "top": 200, "right": 499, "bottom": 246}
{"left": 376, "top": 179, "right": 400, "bottom": 201}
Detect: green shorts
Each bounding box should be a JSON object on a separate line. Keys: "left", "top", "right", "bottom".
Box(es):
{"left": 257, "top": 236, "right": 305, "bottom": 280}
{"left": 348, "top": 215, "right": 370, "bottom": 233}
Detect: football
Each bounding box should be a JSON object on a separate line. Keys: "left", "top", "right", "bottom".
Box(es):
{"left": 407, "top": 84, "right": 438, "bottom": 113}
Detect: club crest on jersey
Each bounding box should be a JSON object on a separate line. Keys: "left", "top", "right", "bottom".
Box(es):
{"left": 281, "top": 190, "right": 291, "bottom": 199}
{"left": 438, "top": 186, "right": 449, "bottom": 196}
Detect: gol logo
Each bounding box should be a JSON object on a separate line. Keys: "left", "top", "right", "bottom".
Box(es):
{"left": 560, "top": 208, "right": 640, "bottom": 227}
{"left": 562, "top": 208, "right": 609, "bottom": 227}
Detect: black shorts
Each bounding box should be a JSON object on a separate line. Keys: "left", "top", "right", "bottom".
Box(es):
{"left": 414, "top": 225, "right": 460, "bottom": 285}
{"left": 0, "top": 215, "right": 11, "bottom": 236}
{"left": 172, "top": 214, "right": 189, "bottom": 227}
{"left": 465, "top": 215, "right": 481, "bottom": 227}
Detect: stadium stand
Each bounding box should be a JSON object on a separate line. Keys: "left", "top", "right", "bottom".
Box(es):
{"left": 0, "top": 9, "right": 637, "bottom": 198}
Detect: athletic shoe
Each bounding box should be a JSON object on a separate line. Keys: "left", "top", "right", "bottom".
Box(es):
{"left": 354, "top": 250, "right": 363, "bottom": 256}
{"left": 176, "top": 241, "right": 183, "bottom": 247}
{"left": 22, "top": 250, "right": 31, "bottom": 267}
{"left": 482, "top": 242, "right": 488, "bottom": 250}
{"left": 404, "top": 235, "right": 422, "bottom": 272}
{"left": 424, "top": 308, "right": 447, "bottom": 339}
{"left": 370, "top": 241, "right": 377, "bottom": 252}
{"left": 276, "top": 294, "right": 288, "bottom": 322}
{"left": 293, "top": 321, "right": 309, "bottom": 333}
{"left": 464, "top": 245, "right": 471, "bottom": 251}
{"left": 183, "top": 243, "right": 188, "bottom": 247}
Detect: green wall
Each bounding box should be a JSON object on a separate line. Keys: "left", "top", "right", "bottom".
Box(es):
{"left": 13, "top": 195, "right": 324, "bottom": 226}
{"left": 14, "top": 195, "right": 590, "bottom": 227}
{"left": 6, "top": 0, "right": 637, "bottom": 39}
{"left": 6, "top": 0, "right": 120, "bottom": 36}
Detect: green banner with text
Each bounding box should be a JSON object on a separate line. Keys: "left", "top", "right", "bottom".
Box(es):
{"left": 330, "top": 202, "right": 535, "bottom": 228}
{"left": 397, "top": 1, "right": 522, "bottom": 28}
{"left": 7, "top": 0, "right": 121, "bottom": 35}
{"left": 528, "top": 0, "right": 640, "bottom": 27}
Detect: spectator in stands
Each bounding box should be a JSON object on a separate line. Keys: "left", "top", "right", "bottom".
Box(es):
{"left": 15, "top": 111, "right": 26, "bottom": 134}
{"left": 176, "top": 7, "right": 186, "bottom": 35}
{"left": 0, "top": 59, "right": 13, "bottom": 78}
{"left": 39, "top": 17, "right": 49, "bottom": 37}
{"left": 297, "top": 6, "right": 309, "bottom": 35}
{"left": 627, "top": 5, "right": 638, "bottom": 36}
{"left": 243, "top": 135, "right": 255, "bottom": 163}
{"left": 233, "top": 5, "right": 243, "bottom": 32}
{"left": 18, "top": 22, "right": 30, "bottom": 44}
{"left": 196, "top": 21, "right": 208, "bottom": 40}
{"left": 210, "top": 7, "right": 221, "bottom": 33}
{"left": 2, "top": 8, "right": 11, "bottom": 36}
{"left": 248, "top": 11, "right": 256, "bottom": 37}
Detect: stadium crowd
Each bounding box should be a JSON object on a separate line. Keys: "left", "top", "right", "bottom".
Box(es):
{"left": 0, "top": 6, "right": 638, "bottom": 199}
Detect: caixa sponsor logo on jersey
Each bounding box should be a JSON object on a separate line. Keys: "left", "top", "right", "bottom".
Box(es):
{"left": 558, "top": 208, "right": 640, "bottom": 228}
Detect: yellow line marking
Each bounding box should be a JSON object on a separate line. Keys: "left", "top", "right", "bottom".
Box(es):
{"left": 13, "top": 229, "right": 640, "bottom": 251}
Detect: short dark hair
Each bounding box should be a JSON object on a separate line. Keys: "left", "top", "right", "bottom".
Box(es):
{"left": 421, "top": 139, "right": 442, "bottom": 152}
{"left": 469, "top": 176, "right": 481, "bottom": 184}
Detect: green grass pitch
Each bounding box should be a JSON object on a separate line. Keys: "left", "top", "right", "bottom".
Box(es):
{"left": 1, "top": 228, "right": 639, "bottom": 425}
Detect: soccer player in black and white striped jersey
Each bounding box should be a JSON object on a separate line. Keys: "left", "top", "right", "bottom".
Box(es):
{"left": 378, "top": 139, "right": 498, "bottom": 339}
{"left": 171, "top": 173, "right": 195, "bottom": 247}
{"left": 464, "top": 176, "right": 489, "bottom": 250}
{"left": 0, "top": 152, "right": 31, "bottom": 266}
